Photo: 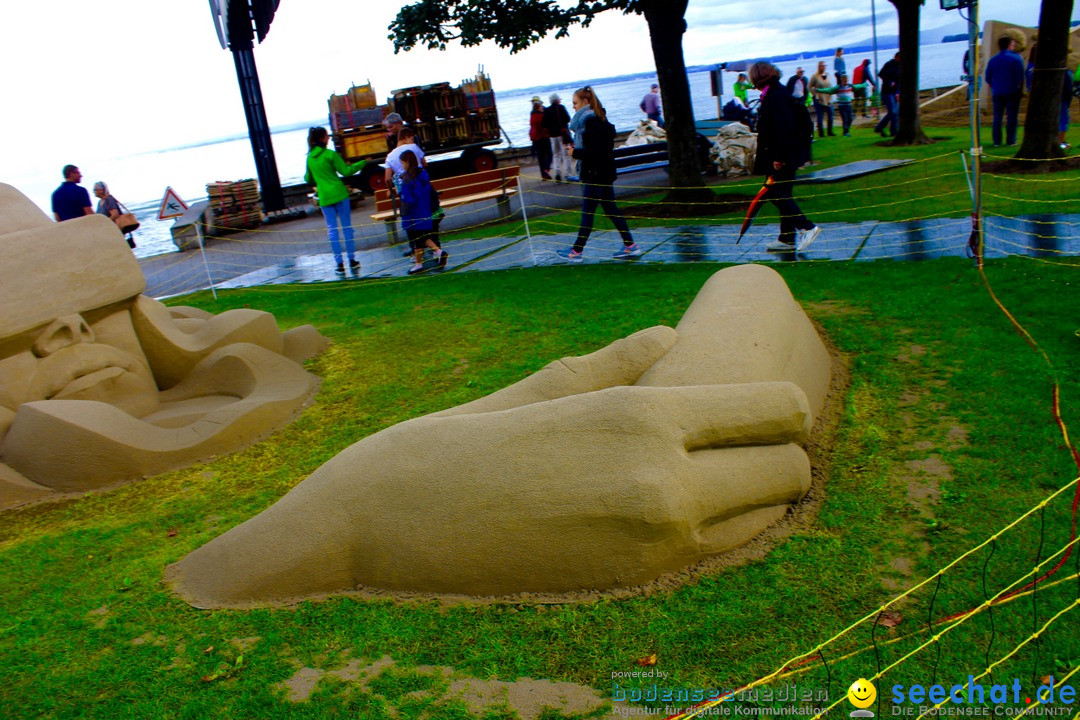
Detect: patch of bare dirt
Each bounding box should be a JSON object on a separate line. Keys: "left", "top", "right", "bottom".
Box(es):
{"left": 274, "top": 653, "right": 609, "bottom": 719}
{"left": 450, "top": 677, "right": 605, "bottom": 720}
{"left": 895, "top": 345, "right": 927, "bottom": 364}
{"left": 946, "top": 425, "right": 968, "bottom": 448}
{"left": 805, "top": 300, "right": 870, "bottom": 318}
{"left": 131, "top": 632, "right": 168, "bottom": 647}
{"left": 983, "top": 156, "right": 1080, "bottom": 174}
{"left": 230, "top": 636, "right": 261, "bottom": 653}
{"left": 278, "top": 667, "right": 324, "bottom": 703}
{"left": 906, "top": 456, "right": 953, "bottom": 483}
{"left": 86, "top": 605, "right": 110, "bottom": 629}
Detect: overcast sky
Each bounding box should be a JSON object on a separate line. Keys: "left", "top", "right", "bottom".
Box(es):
{"left": 0, "top": 0, "right": 1057, "bottom": 196}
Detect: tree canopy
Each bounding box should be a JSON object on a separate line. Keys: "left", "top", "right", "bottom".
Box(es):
{"left": 390, "top": 0, "right": 709, "bottom": 196}
{"left": 390, "top": 0, "right": 652, "bottom": 54}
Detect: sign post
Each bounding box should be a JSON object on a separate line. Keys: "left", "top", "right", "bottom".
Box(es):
{"left": 158, "top": 187, "right": 216, "bottom": 298}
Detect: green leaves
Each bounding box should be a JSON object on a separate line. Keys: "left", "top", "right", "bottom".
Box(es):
{"left": 389, "top": 0, "right": 631, "bottom": 54}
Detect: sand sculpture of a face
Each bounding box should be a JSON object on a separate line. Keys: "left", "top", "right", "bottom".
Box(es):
{"left": 0, "top": 183, "right": 328, "bottom": 504}
{"left": 169, "top": 263, "right": 835, "bottom": 607}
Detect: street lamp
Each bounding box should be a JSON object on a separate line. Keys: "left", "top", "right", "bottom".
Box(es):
{"left": 208, "top": 0, "right": 285, "bottom": 213}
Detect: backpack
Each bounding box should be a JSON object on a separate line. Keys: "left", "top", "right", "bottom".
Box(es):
{"left": 853, "top": 64, "right": 865, "bottom": 84}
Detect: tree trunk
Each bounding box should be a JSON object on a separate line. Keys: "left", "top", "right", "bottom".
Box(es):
{"left": 1015, "top": 0, "right": 1074, "bottom": 160}
{"left": 888, "top": 0, "right": 931, "bottom": 145}
{"left": 642, "top": 1, "right": 712, "bottom": 202}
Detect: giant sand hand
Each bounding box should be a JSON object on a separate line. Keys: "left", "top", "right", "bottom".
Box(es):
{"left": 169, "top": 311, "right": 824, "bottom": 607}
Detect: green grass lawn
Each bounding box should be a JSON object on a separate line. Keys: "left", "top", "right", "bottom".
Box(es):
{"left": 2, "top": 257, "right": 1078, "bottom": 718}
{"left": 445, "top": 124, "right": 1080, "bottom": 243}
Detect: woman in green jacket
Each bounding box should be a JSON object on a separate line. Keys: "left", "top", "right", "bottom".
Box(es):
{"left": 305, "top": 127, "right": 366, "bottom": 273}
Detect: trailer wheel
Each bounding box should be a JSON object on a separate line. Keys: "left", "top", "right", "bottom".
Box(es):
{"left": 464, "top": 148, "right": 498, "bottom": 173}
{"left": 359, "top": 164, "right": 386, "bottom": 193}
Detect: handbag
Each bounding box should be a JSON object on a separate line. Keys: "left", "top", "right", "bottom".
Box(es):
{"left": 113, "top": 199, "right": 140, "bottom": 234}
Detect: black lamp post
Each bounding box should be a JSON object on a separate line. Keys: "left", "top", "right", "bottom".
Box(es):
{"left": 209, "top": 0, "right": 285, "bottom": 213}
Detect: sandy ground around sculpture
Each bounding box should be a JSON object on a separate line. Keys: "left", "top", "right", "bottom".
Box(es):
{"left": 275, "top": 652, "right": 615, "bottom": 718}
{"left": 231, "top": 320, "right": 851, "bottom": 609}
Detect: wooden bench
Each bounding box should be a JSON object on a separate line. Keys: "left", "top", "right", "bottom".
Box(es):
{"left": 567, "top": 142, "right": 670, "bottom": 182}
{"left": 613, "top": 141, "right": 670, "bottom": 176}
{"left": 694, "top": 119, "right": 739, "bottom": 136}
{"left": 372, "top": 166, "right": 521, "bottom": 243}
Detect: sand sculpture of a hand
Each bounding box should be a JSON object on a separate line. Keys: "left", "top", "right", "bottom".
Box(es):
{"left": 169, "top": 264, "right": 833, "bottom": 606}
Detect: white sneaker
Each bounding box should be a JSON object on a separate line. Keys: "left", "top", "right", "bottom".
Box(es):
{"left": 765, "top": 240, "right": 796, "bottom": 252}
{"left": 797, "top": 226, "right": 821, "bottom": 252}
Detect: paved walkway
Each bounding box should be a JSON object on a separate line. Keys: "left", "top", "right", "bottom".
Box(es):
{"left": 207, "top": 213, "right": 1078, "bottom": 292}
{"left": 139, "top": 161, "right": 1079, "bottom": 298}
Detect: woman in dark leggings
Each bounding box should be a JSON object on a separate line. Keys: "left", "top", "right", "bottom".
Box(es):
{"left": 749, "top": 61, "right": 821, "bottom": 253}
{"left": 556, "top": 87, "right": 641, "bottom": 262}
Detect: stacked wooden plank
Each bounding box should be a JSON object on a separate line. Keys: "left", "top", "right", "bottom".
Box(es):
{"left": 206, "top": 179, "right": 262, "bottom": 232}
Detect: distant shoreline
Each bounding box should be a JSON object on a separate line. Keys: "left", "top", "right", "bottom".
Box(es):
{"left": 149, "top": 39, "right": 926, "bottom": 156}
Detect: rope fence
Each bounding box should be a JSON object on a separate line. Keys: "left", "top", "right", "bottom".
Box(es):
{"left": 137, "top": 147, "right": 1079, "bottom": 299}
{"left": 131, "top": 121, "right": 1080, "bottom": 717}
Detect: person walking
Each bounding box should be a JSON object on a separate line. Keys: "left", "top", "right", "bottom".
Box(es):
{"left": 555, "top": 87, "right": 640, "bottom": 262}
{"left": 985, "top": 35, "right": 1025, "bottom": 147}
{"left": 397, "top": 150, "right": 448, "bottom": 276}
{"left": 304, "top": 126, "right": 366, "bottom": 274}
{"left": 809, "top": 61, "right": 835, "bottom": 137}
{"left": 92, "top": 181, "right": 136, "bottom": 249}
{"left": 529, "top": 96, "right": 553, "bottom": 180}
{"left": 749, "top": 61, "right": 821, "bottom": 254}
{"left": 543, "top": 93, "right": 572, "bottom": 182}
{"left": 876, "top": 52, "right": 900, "bottom": 137}
{"left": 51, "top": 165, "right": 93, "bottom": 222}
{"left": 640, "top": 83, "right": 663, "bottom": 127}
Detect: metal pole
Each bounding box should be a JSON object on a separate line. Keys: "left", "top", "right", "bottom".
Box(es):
{"left": 196, "top": 219, "right": 219, "bottom": 300}
{"left": 871, "top": 0, "right": 880, "bottom": 118}
{"left": 232, "top": 48, "right": 285, "bottom": 213}
{"left": 517, "top": 182, "right": 537, "bottom": 266}
{"left": 966, "top": 1, "right": 983, "bottom": 266}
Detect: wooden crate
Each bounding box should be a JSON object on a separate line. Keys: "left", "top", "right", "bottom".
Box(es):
{"left": 332, "top": 107, "right": 385, "bottom": 132}
{"left": 338, "top": 131, "right": 387, "bottom": 159}
{"left": 329, "top": 94, "right": 351, "bottom": 114}
{"left": 466, "top": 112, "right": 500, "bottom": 141}
{"left": 464, "top": 90, "right": 496, "bottom": 111}
{"left": 435, "top": 118, "right": 468, "bottom": 144}
{"left": 350, "top": 84, "right": 377, "bottom": 109}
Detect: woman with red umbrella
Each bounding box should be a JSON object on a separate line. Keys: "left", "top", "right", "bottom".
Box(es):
{"left": 748, "top": 61, "right": 821, "bottom": 253}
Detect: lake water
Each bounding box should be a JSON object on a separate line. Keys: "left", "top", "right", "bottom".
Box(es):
{"left": 62, "top": 41, "right": 971, "bottom": 259}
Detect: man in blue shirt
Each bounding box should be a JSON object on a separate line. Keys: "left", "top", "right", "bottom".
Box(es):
{"left": 985, "top": 35, "right": 1026, "bottom": 146}
{"left": 51, "top": 165, "right": 93, "bottom": 221}
{"left": 640, "top": 83, "right": 663, "bottom": 127}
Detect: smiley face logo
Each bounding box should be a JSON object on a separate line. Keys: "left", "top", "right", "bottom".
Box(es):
{"left": 847, "top": 678, "right": 877, "bottom": 709}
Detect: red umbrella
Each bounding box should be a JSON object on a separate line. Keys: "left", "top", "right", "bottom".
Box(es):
{"left": 736, "top": 175, "right": 774, "bottom": 244}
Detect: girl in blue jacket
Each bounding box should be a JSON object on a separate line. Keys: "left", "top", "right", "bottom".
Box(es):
{"left": 398, "top": 150, "right": 448, "bottom": 275}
